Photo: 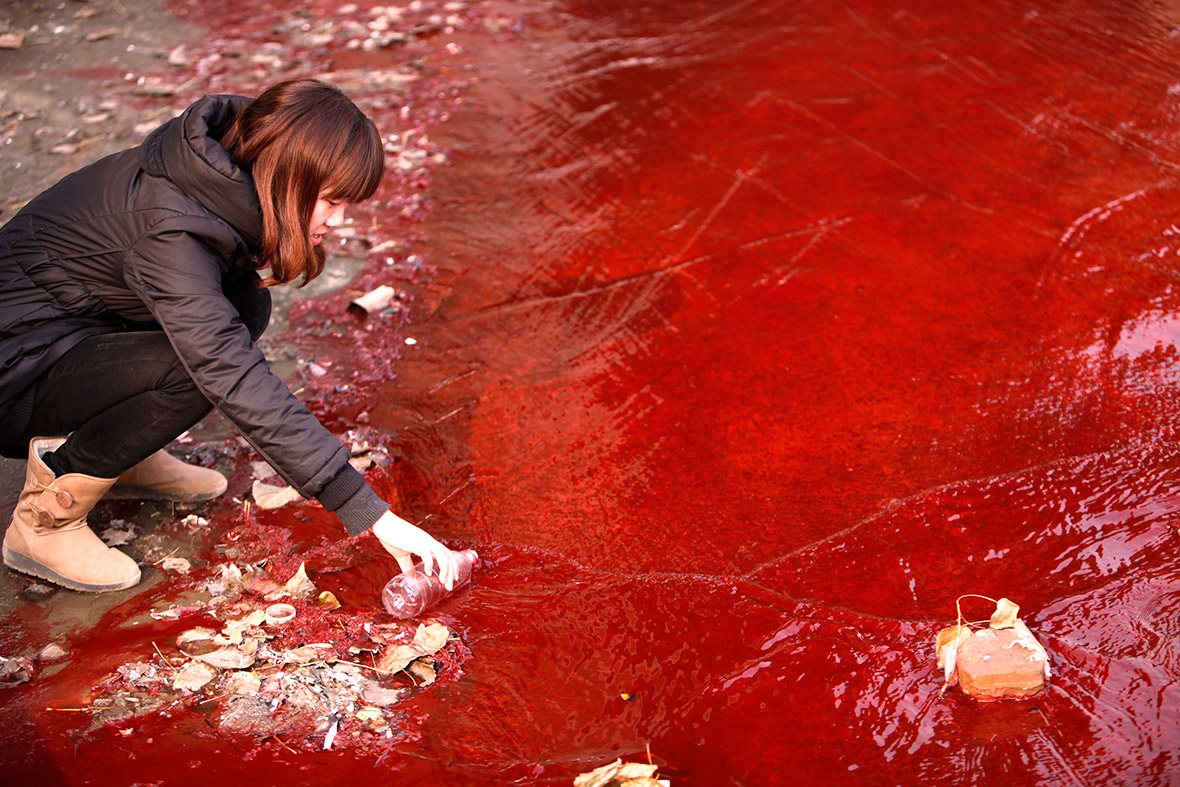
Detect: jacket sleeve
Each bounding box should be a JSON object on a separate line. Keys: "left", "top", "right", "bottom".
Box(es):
{"left": 124, "top": 218, "right": 388, "bottom": 535}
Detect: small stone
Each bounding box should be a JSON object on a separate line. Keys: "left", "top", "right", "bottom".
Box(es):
{"left": 36, "top": 643, "right": 68, "bottom": 663}
{"left": 0, "top": 33, "right": 24, "bottom": 49}
{"left": 19, "top": 583, "right": 56, "bottom": 602}
{"left": 85, "top": 28, "right": 119, "bottom": 42}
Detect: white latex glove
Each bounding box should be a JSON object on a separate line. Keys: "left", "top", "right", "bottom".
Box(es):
{"left": 371, "top": 510, "right": 457, "bottom": 590}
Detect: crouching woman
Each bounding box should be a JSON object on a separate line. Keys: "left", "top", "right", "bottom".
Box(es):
{"left": 0, "top": 79, "right": 457, "bottom": 592}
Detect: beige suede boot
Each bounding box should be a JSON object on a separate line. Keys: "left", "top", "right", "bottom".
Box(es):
{"left": 106, "top": 449, "right": 228, "bottom": 502}
{"left": 2, "top": 437, "right": 141, "bottom": 592}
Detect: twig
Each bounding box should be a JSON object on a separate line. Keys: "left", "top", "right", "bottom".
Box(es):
{"left": 272, "top": 735, "right": 298, "bottom": 755}
{"left": 198, "top": 692, "right": 232, "bottom": 705}
{"left": 152, "top": 547, "right": 180, "bottom": 566}
{"left": 45, "top": 707, "right": 89, "bottom": 712}
{"left": 335, "top": 658, "right": 393, "bottom": 676}
{"left": 373, "top": 736, "right": 398, "bottom": 768}
{"left": 152, "top": 641, "right": 177, "bottom": 672}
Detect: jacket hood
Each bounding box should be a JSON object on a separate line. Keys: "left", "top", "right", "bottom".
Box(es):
{"left": 140, "top": 94, "right": 263, "bottom": 249}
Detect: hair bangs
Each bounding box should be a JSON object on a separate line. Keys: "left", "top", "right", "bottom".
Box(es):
{"left": 322, "top": 118, "right": 384, "bottom": 204}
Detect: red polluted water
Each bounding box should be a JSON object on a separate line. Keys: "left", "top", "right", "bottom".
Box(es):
{"left": 2, "top": 0, "right": 1179, "bottom": 784}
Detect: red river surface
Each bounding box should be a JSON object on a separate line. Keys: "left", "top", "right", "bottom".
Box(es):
{"left": 1, "top": 0, "right": 1179, "bottom": 785}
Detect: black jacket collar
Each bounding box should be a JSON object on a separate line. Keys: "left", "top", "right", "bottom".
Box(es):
{"left": 140, "top": 94, "right": 264, "bottom": 249}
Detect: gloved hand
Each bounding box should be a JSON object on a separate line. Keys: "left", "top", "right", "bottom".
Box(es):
{"left": 371, "top": 510, "right": 458, "bottom": 590}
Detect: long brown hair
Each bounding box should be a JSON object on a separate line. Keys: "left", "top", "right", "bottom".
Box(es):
{"left": 221, "top": 79, "right": 384, "bottom": 286}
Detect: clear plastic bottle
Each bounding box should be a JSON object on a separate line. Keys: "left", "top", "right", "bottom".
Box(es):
{"left": 381, "top": 549, "right": 480, "bottom": 618}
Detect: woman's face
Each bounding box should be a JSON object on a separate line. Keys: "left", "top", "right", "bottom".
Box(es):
{"left": 309, "top": 192, "right": 347, "bottom": 246}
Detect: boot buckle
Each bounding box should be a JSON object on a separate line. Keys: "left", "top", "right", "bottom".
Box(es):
{"left": 56, "top": 490, "right": 74, "bottom": 508}
{"left": 36, "top": 509, "right": 55, "bottom": 528}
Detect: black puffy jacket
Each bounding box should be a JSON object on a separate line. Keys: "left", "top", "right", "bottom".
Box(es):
{"left": 0, "top": 94, "right": 386, "bottom": 536}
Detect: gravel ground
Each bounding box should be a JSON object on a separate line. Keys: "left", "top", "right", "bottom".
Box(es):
{"left": 0, "top": 0, "right": 201, "bottom": 510}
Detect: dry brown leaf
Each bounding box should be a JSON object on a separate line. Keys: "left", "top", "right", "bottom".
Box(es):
{"left": 160, "top": 557, "right": 192, "bottom": 574}
{"left": 252, "top": 480, "right": 301, "bottom": 509}
{"left": 1012, "top": 619, "right": 1052, "bottom": 679}
{"left": 376, "top": 623, "right": 449, "bottom": 673}
{"left": 616, "top": 764, "right": 659, "bottom": 779}
{"left": 407, "top": 660, "right": 436, "bottom": 686}
{"left": 989, "top": 598, "right": 1020, "bottom": 629}
{"left": 172, "top": 661, "right": 217, "bottom": 693}
{"left": 242, "top": 566, "right": 282, "bottom": 596}
{"left": 574, "top": 760, "right": 623, "bottom": 787}
{"left": 217, "top": 610, "right": 267, "bottom": 645}
{"left": 176, "top": 627, "right": 217, "bottom": 647}
{"left": 282, "top": 562, "right": 317, "bottom": 599}
{"left": 283, "top": 646, "right": 321, "bottom": 664}
{"left": 190, "top": 647, "right": 256, "bottom": 670}
{"left": 935, "top": 624, "right": 972, "bottom": 686}
{"left": 573, "top": 760, "right": 667, "bottom": 787}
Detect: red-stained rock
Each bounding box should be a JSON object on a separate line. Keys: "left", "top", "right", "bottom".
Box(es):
{"left": 956, "top": 628, "right": 1048, "bottom": 699}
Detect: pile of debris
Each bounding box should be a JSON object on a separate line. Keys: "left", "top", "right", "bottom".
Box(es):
{"left": 89, "top": 560, "right": 466, "bottom": 751}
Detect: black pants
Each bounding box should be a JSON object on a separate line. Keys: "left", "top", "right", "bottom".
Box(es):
{"left": 0, "top": 332, "right": 212, "bottom": 477}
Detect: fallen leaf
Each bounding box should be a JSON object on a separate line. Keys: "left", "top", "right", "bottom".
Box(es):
{"left": 250, "top": 461, "right": 275, "bottom": 480}
{"left": 361, "top": 685, "right": 405, "bottom": 707}
{"left": 149, "top": 605, "right": 202, "bottom": 621}
{"left": 376, "top": 623, "right": 449, "bottom": 673}
{"left": 282, "top": 562, "right": 317, "bottom": 599}
{"left": 100, "top": 526, "right": 136, "bottom": 546}
{"left": 574, "top": 760, "right": 664, "bottom": 787}
{"left": 160, "top": 557, "right": 192, "bottom": 574}
{"left": 574, "top": 760, "right": 623, "bottom": 787}
{"left": 935, "top": 624, "right": 972, "bottom": 687}
{"left": 989, "top": 598, "right": 1020, "bottom": 630}
{"left": 283, "top": 646, "right": 321, "bottom": 664}
{"left": 176, "top": 627, "right": 217, "bottom": 647}
{"left": 226, "top": 672, "right": 261, "bottom": 695}
{"left": 407, "top": 660, "right": 436, "bottom": 686}
{"left": 172, "top": 661, "right": 217, "bottom": 693}
{"left": 316, "top": 590, "right": 341, "bottom": 610}
{"left": 1011, "top": 619, "right": 1051, "bottom": 679}
{"left": 252, "top": 480, "right": 301, "bottom": 509}
{"left": 242, "top": 566, "right": 282, "bottom": 596}
{"left": 218, "top": 610, "right": 266, "bottom": 645}
{"left": 192, "top": 647, "right": 256, "bottom": 670}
